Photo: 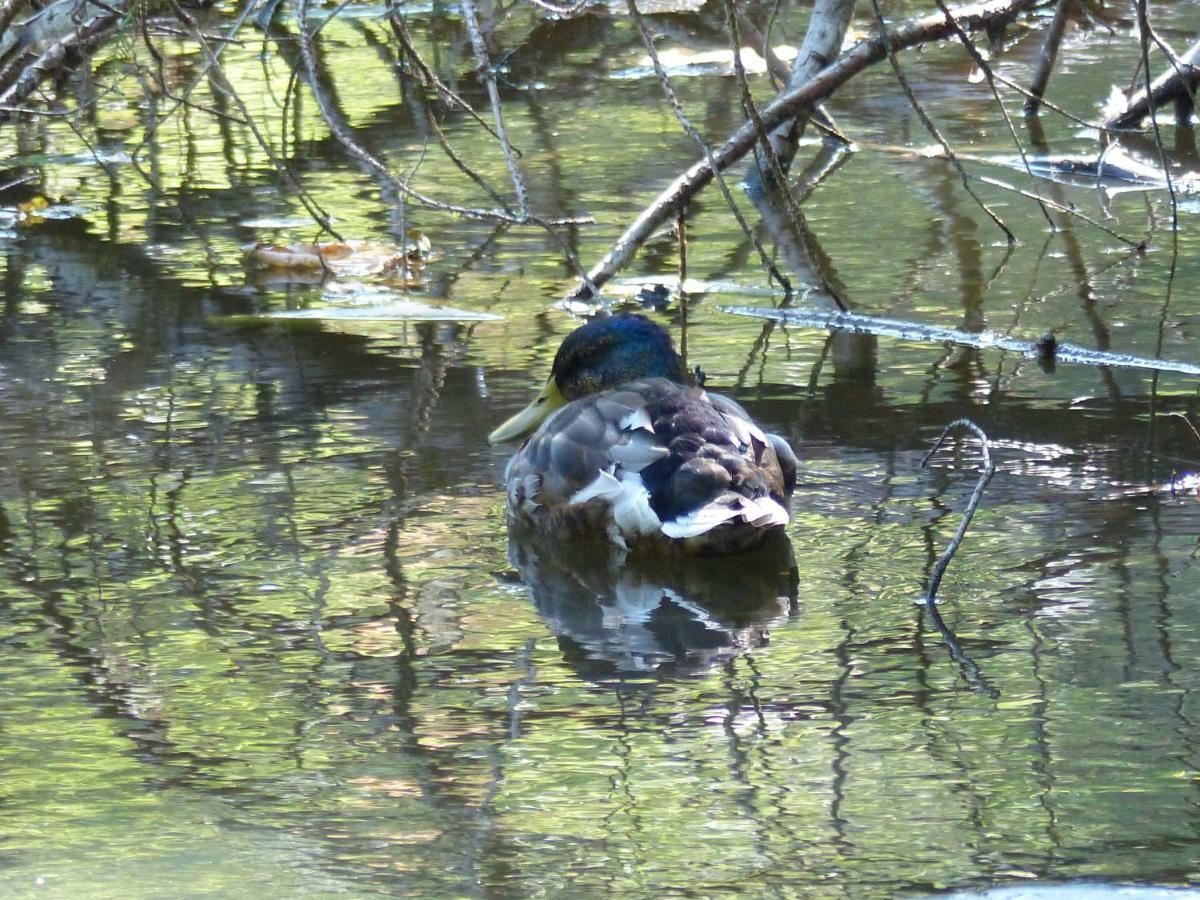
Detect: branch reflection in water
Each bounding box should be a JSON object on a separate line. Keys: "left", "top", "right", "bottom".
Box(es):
{"left": 507, "top": 529, "right": 799, "bottom": 678}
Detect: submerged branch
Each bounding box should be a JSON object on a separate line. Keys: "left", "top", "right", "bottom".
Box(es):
{"left": 722, "top": 304, "right": 1200, "bottom": 376}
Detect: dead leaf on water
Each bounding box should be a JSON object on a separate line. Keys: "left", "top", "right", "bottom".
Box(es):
{"left": 242, "top": 232, "right": 435, "bottom": 281}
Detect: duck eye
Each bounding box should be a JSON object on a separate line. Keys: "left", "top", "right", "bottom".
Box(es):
{"left": 536, "top": 396, "right": 546, "bottom": 405}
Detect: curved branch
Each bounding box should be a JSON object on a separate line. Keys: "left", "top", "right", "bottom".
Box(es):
{"left": 920, "top": 418, "right": 996, "bottom": 604}
{"left": 921, "top": 418, "right": 999, "bottom": 696}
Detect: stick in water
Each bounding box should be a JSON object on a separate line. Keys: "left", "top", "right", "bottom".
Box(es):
{"left": 921, "top": 418, "right": 999, "bottom": 697}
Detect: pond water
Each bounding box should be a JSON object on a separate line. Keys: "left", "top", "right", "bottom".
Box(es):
{"left": 1, "top": 3, "right": 1200, "bottom": 896}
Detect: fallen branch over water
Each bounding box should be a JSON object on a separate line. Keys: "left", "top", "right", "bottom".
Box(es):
{"left": 723, "top": 305, "right": 1200, "bottom": 377}
{"left": 567, "top": 0, "right": 1041, "bottom": 300}
{"left": 1103, "top": 36, "right": 1200, "bottom": 130}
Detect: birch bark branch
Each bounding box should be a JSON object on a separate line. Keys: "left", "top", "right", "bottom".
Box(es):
{"left": 1103, "top": 35, "right": 1200, "bottom": 129}
{"left": 744, "top": 0, "right": 856, "bottom": 195}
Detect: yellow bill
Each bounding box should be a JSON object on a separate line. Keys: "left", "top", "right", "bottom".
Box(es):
{"left": 488, "top": 377, "right": 566, "bottom": 444}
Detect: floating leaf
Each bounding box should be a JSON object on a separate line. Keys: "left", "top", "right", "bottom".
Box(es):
{"left": 243, "top": 236, "right": 435, "bottom": 280}
{"left": 244, "top": 241, "right": 357, "bottom": 271}
{"left": 16, "top": 196, "right": 49, "bottom": 224}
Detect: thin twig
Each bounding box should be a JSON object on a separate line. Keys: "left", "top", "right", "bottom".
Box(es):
{"left": 0, "top": 172, "right": 37, "bottom": 193}
{"left": 168, "top": 0, "right": 340, "bottom": 238}
{"left": 677, "top": 208, "right": 688, "bottom": 295}
{"left": 0, "top": 0, "right": 132, "bottom": 113}
{"left": 627, "top": 0, "right": 791, "bottom": 294}
{"left": 460, "top": 0, "right": 529, "bottom": 218}
{"left": 974, "top": 175, "right": 1139, "bottom": 246}
{"left": 1170, "top": 413, "right": 1200, "bottom": 449}
{"left": 1134, "top": 0, "right": 1177, "bottom": 231}
{"left": 933, "top": 0, "right": 1055, "bottom": 231}
{"left": 296, "top": 0, "right": 563, "bottom": 226}
{"left": 732, "top": 0, "right": 853, "bottom": 143}
{"left": 1105, "top": 33, "right": 1200, "bottom": 130}
{"left": 394, "top": 41, "right": 513, "bottom": 210}
{"left": 1146, "top": 27, "right": 1199, "bottom": 120}
{"left": 129, "top": 0, "right": 258, "bottom": 160}
{"left": 387, "top": 10, "right": 505, "bottom": 143}
{"left": 569, "top": 0, "right": 1041, "bottom": 299}
{"left": 724, "top": 0, "right": 796, "bottom": 208}
{"left": 920, "top": 418, "right": 997, "bottom": 605}
{"left": 724, "top": 0, "right": 844, "bottom": 306}
{"left": 991, "top": 62, "right": 1133, "bottom": 134}
{"left": 870, "top": 0, "right": 1015, "bottom": 244}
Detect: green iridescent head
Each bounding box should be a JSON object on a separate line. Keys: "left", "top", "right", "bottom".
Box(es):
{"left": 488, "top": 314, "right": 685, "bottom": 444}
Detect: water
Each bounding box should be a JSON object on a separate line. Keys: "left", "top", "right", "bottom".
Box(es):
{"left": 1, "top": 4, "right": 1200, "bottom": 896}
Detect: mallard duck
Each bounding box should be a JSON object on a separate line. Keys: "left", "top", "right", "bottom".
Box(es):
{"left": 489, "top": 314, "right": 796, "bottom": 555}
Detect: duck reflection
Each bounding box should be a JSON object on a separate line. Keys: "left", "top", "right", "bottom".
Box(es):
{"left": 509, "top": 531, "right": 799, "bottom": 677}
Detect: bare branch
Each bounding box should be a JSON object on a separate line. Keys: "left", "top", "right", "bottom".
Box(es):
{"left": 1104, "top": 35, "right": 1200, "bottom": 130}
{"left": 568, "top": 0, "right": 1040, "bottom": 300}
{"left": 1023, "top": 0, "right": 1074, "bottom": 115}
{"left": 386, "top": 11, "right": 504, "bottom": 143}
{"left": 973, "top": 175, "right": 1139, "bottom": 246}
{"left": 870, "top": 0, "right": 1015, "bottom": 244}
{"left": 932, "top": 0, "right": 1055, "bottom": 231}
{"left": 0, "top": 0, "right": 133, "bottom": 115}
{"left": 920, "top": 418, "right": 996, "bottom": 605}
{"left": 295, "top": 0, "right": 565, "bottom": 226}
{"left": 722, "top": 304, "right": 1200, "bottom": 377}
{"left": 1133, "top": 0, "right": 1177, "bottom": 231}
{"left": 745, "top": 0, "right": 857, "bottom": 194}
{"left": 460, "top": 0, "right": 530, "bottom": 218}
{"left": 627, "top": 0, "right": 792, "bottom": 294}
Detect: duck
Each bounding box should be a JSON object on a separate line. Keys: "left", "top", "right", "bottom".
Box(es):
{"left": 488, "top": 314, "right": 797, "bottom": 555}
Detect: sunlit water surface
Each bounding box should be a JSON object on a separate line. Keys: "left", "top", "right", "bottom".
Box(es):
{"left": 1, "top": 5, "right": 1200, "bottom": 897}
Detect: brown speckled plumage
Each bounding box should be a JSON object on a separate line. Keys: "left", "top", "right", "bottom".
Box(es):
{"left": 505, "top": 377, "right": 795, "bottom": 555}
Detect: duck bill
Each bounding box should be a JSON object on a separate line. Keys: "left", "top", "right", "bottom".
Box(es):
{"left": 488, "top": 378, "right": 566, "bottom": 444}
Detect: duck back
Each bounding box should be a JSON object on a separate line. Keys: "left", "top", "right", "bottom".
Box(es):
{"left": 504, "top": 378, "right": 795, "bottom": 555}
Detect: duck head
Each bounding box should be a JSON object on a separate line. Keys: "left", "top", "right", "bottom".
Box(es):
{"left": 488, "top": 314, "right": 686, "bottom": 444}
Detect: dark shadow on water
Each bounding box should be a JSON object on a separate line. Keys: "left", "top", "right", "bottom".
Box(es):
{"left": 508, "top": 529, "right": 799, "bottom": 679}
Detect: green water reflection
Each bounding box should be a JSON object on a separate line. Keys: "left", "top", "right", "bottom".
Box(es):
{"left": 1, "top": 3, "right": 1200, "bottom": 897}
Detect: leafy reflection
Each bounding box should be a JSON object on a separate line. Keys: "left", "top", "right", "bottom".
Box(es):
{"left": 509, "top": 530, "right": 798, "bottom": 678}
